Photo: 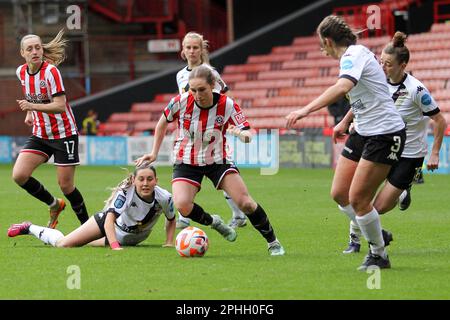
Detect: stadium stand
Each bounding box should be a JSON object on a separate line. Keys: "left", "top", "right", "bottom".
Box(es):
{"left": 94, "top": 0, "right": 450, "bottom": 136}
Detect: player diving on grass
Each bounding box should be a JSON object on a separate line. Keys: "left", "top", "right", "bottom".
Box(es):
{"left": 7, "top": 163, "right": 176, "bottom": 251}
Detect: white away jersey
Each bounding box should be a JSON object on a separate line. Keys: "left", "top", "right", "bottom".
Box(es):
{"left": 339, "top": 45, "right": 405, "bottom": 136}
{"left": 387, "top": 73, "right": 440, "bottom": 158}
{"left": 176, "top": 63, "right": 227, "bottom": 94}
{"left": 105, "top": 185, "right": 175, "bottom": 236}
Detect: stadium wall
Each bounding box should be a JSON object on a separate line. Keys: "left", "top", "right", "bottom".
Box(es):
{"left": 1, "top": 134, "right": 449, "bottom": 174}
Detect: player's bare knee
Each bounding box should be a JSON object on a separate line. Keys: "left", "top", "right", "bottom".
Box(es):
{"left": 349, "top": 198, "right": 371, "bottom": 214}
{"left": 175, "top": 202, "right": 192, "bottom": 217}
{"left": 331, "top": 189, "right": 348, "bottom": 206}
{"left": 58, "top": 181, "right": 74, "bottom": 194}
{"left": 237, "top": 198, "right": 256, "bottom": 214}
{"left": 12, "top": 171, "right": 29, "bottom": 186}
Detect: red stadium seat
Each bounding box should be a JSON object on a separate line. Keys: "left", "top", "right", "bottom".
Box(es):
{"left": 97, "top": 122, "right": 129, "bottom": 136}
{"left": 130, "top": 102, "right": 167, "bottom": 112}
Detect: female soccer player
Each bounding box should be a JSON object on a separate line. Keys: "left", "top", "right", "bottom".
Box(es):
{"left": 286, "top": 15, "right": 406, "bottom": 270}
{"left": 8, "top": 163, "right": 176, "bottom": 250}
{"left": 12, "top": 30, "right": 88, "bottom": 228}
{"left": 175, "top": 31, "right": 247, "bottom": 230}
{"left": 136, "top": 65, "right": 285, "bottom": 256}
{"left": 340, "top": 31, "right": 447, "bottom": 253}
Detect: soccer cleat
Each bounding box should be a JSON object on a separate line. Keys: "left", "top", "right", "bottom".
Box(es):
{"left": 413, "top": 170, "right": 424, "bottom": 184}
{"left": 268, "top": 240, "right": 285, "bottom": 256}
{"left": 357, "top": 251, "right": 391, "bottom": 271}
{"left": 7, "top": 221, "right": 32, "bottom": 237}
{"left": 48, "top": 198, "right": 66, "bottom": 229}
{"left": 343, "top": 241, "right": 361, "bottom": 254}
{"left": 398, "top": 187, "right": 411, "bottom": 211}
{"left": 228, "top": 216, "right": 247, "bottom": 229}
{"left": 176, "top": 219, "right": 190, "bottom": 229}
{"left": 211, "top": 215, "right": 237, "bottom": 242}
{"left": 382, "top": 229, "right": 393, "bottom": 247}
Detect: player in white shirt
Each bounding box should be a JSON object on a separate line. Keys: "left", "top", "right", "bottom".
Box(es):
{"left": 342, "top": 32, "right": 447, "bottom": 253}
{"left": 286, "top": 15, "right": 406, "bottom": 270}
{"left": 175, "top": 31, "right": 247, "bottom": 230}
{"left": 7, "top": 162, "right": 176, "bottom": 250}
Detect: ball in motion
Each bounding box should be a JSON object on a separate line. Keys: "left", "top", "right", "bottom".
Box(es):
{"left": 176, "top": 226, "right": 209, "bottom": 257}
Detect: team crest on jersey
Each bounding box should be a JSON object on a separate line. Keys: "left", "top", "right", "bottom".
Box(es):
{"left": 40, "top": 80, "right": 46, "bottom": 88}
{"left": 215, "top": 115, "right": 225, "bottom": 125}
{"left": 114, "top": 195, "right": 126, "bottom": 209}
{"left": 233, "top": 112, "right": 246, "bottom": 125}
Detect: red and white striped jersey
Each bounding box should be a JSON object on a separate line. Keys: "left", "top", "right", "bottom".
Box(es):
{"left": 164, "top": 92, "right": 250, "bottom": 166}
{"left": 16, "top": 61, "right": 78, "bottom": 139}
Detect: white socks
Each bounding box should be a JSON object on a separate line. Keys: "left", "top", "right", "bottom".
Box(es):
{"left": 338, "top": 204, "right": 357, "bottom": 224}
{"left": 29, "top": 225, "right": 64, "bottom": 247}
{"left": 223, "top": 191, "right": 246, "bottom": 219}
{"left": 356, "top": 208, "right": 386, "bottom": 258}
{"left": 338, "top": 204, "right": 362, "bottom": 242}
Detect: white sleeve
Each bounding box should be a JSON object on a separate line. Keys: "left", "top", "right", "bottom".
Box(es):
{"left": 107, "top": 190, "right": 128, "bottom": 216}
{"left": 414, "top": 84, "right": 439, "bottom": 116}
{"left": 162, "top": 195, "right": 175, "bottom": 220}
{"left": 338, "top": 50, "right": 366, "bottom": 84}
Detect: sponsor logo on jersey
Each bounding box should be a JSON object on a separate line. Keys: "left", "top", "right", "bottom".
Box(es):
{"left": 233, "top": 112, "right": 246, "bottom": 125}
{"left": 340, "top": 59, "right": 353, "bottom": 70}
{"left": 350, "top": 99, "right": 365, "bottom": 112}
{"left": 114, "top": 195, "right": 126, "bottom": 209}
{"left": 421, "top": 93, "right": 432, "bottom": 106}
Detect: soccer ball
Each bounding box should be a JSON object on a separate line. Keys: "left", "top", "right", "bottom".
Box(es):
{"left": 175, "top": 226, "right": 209, "bottom": 257}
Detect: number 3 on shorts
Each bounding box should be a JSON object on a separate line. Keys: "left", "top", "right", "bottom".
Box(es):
{"left": 391, "top": 136, "right": 401, "bottom": 153}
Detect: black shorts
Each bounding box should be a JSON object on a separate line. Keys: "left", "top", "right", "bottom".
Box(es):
{"left": 387, "top": 157, "right": 424, "bottom": 190}
{"left": 341, "top": 129, "right": 406, "bottom": 165}
{"left": 21, "top": 135, "right": 80, "bottom": 165}
{"left": 94, "top": 211, "right": 111, "bottom": 245}
{"left": 94, "top": 212, "right": 107, "bottom": 236}
{"left": 172, "top": 163, "right": 240, "bottom": 189}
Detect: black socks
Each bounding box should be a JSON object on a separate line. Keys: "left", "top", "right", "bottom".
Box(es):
{"left": 64, "top": 188, "right": 89, "bottom": 224}
{"left": 20, "top": 177, "right": 54, "bottom": 206}
{"left": 186, "top": 203, "right": 213, "bottom": 225}
{"left": 247, "top": 204, "right": 276, "bottom": 243}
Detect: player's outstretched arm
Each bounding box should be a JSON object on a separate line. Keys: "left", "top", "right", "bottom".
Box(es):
{"left": 286, "top": 78, "right": 354, "bottom": 128}
{"left": 163, "top": 218, "right": 176, "bottom": 247}
{"left": 104, "top": 212, "right": 122, "bottom": 250}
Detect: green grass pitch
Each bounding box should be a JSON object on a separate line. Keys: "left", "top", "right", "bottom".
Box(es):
{"left": 1, "top": 164, "right": 449, "bottom": 299}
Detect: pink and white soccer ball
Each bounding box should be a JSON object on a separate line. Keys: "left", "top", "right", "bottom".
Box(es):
{"left": 175, "top": 226, "right": 209, "bottom": 257}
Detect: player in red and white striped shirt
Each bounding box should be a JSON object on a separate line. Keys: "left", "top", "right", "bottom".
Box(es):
{"left": 136, "top": 66, "right": 285, "bottom": 255}
{"left": 175, "top": 32, "right": 247, "bottom": 230}
{"left": 12, "top": 30, "right": 89, "bottom": 228}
